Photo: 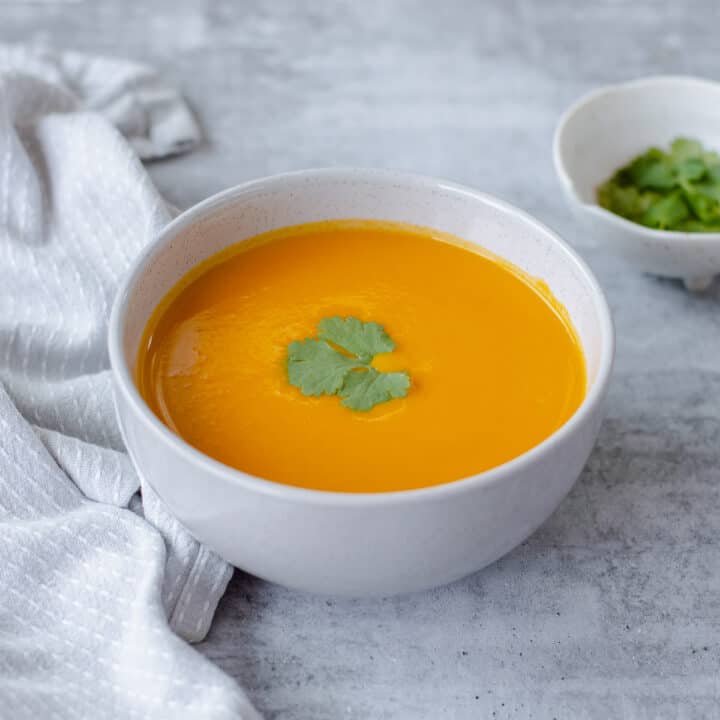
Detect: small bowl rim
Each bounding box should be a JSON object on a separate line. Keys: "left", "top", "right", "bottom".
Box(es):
{"left": 108, "top": 167, "right": 615, "bottom": 507}
{"left": 553, "top": 74, "right": 720, "bottom": 244}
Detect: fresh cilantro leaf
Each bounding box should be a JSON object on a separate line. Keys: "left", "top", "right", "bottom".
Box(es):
{"left": 670, "top": 138, "right": 703, "bottom": 162}
{"left": 707, "top": 163, "right": 720, "bottom": 184}
{"left": 684, "top": 183, "right": 720, "bottom": 222}
{"left": 627, "top": 152, "right": 675, "bottom": 191}
{"left": 339, "top": 368, "right": 411, "bottom": 411}
{"left": 597, "top": 182, "right": 659, "bottom": 220}
{"left": 287, "top": 338, "right": 362, "bottom": 396}
{"left": 318, "top": 316, "right": 395, "bottom": 361}
{"left": 286, "top": 317, "right": 411, "bottom": 411}
{"left": 641, "top": 190, "right": 690, "bottom": 229}
{"left": 597, "top": 137, "right": 720, "bottom": 232}
{"left": 674, "top": 157, "right": 706, "bottom": 183}
{"left": 702, "top": 151, "right": 720, "bottom": 182}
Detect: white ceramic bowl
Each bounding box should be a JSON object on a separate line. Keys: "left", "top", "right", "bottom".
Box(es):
{"left": 554, "top": 76, "right": 720, "bottom": 291}
{"left": 109, "top": 169, "right": 614, "bottom": 597}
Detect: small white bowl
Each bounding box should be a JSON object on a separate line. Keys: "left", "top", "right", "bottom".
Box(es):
{"left": 554, "top": 76, "right": 720, "bottom": 291}
{"left": 109, "top": 169, "right": 614, "bottom": 597}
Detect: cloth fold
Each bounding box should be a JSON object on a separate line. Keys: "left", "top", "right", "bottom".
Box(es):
{"left": 0, "top": 45, "right": 259, "bottom": 719}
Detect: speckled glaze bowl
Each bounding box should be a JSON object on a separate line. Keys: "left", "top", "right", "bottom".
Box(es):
{"left": 109, "top": 169, "right": 614, "bottom": 597}
{"left": 554, "top": 76, "right": 720, "bottom": 291}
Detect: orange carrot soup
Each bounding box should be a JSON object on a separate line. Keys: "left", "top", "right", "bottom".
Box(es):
{"left": 137, "top": 220, "right": 586, "bottom": 493}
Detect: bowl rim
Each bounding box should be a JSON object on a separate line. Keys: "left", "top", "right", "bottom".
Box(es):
{"left": 108, "top": 167, "right": 615, "bottom": 507}
{"left": 553, "top": 74, "right": 720, "bottom": 243}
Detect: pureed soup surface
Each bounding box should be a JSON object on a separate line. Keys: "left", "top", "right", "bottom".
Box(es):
{"left": 137, "top": 220, "right": 586, "bottom": 493}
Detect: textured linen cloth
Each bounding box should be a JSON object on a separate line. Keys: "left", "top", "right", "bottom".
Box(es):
{"left": 0, "top": 46, "right": 260, "bottom": 719}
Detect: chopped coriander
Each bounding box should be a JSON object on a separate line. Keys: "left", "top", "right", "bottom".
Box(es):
{"left": 597, "top": 137, "right": 720, "bottom": 232}
{"left": 641, "top": 189, "right": 689, "bottom": 230}
{"left": 287, "top": 317, "right": 411, "bottom": 412}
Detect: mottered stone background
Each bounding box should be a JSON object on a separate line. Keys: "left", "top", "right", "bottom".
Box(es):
{"left": 2, "top": 2, "right": 719, "bottom": 718}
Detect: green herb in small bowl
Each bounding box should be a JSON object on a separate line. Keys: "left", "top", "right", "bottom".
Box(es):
{"left": 597, "top": 138, "right": 720, "bottom": 232}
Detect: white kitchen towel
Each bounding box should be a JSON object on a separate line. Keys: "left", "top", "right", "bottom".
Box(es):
{"left": 0, "top": 45, "right": 260, "bottom": 719}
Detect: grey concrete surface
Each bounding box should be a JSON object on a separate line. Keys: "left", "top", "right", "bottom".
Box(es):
{"left": 3, "top": 2, "right": 719, "bottom": 718}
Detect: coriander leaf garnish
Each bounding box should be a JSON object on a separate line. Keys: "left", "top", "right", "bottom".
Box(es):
{"left": 318, "top": 316, "right": 395, "bottom": 361}
{"left": 338, "top": 367, "right": 411, "bottom": 411}
{"left": 287, "top": 339, "right": 363, "bottom": 396}
{"left": 287, "top": 317, "right": 410, "bottom": 411}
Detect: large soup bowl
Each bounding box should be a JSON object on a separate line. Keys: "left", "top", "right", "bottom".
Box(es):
{"left": 109, "top": 169, "right": 614, "bottom": 597}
